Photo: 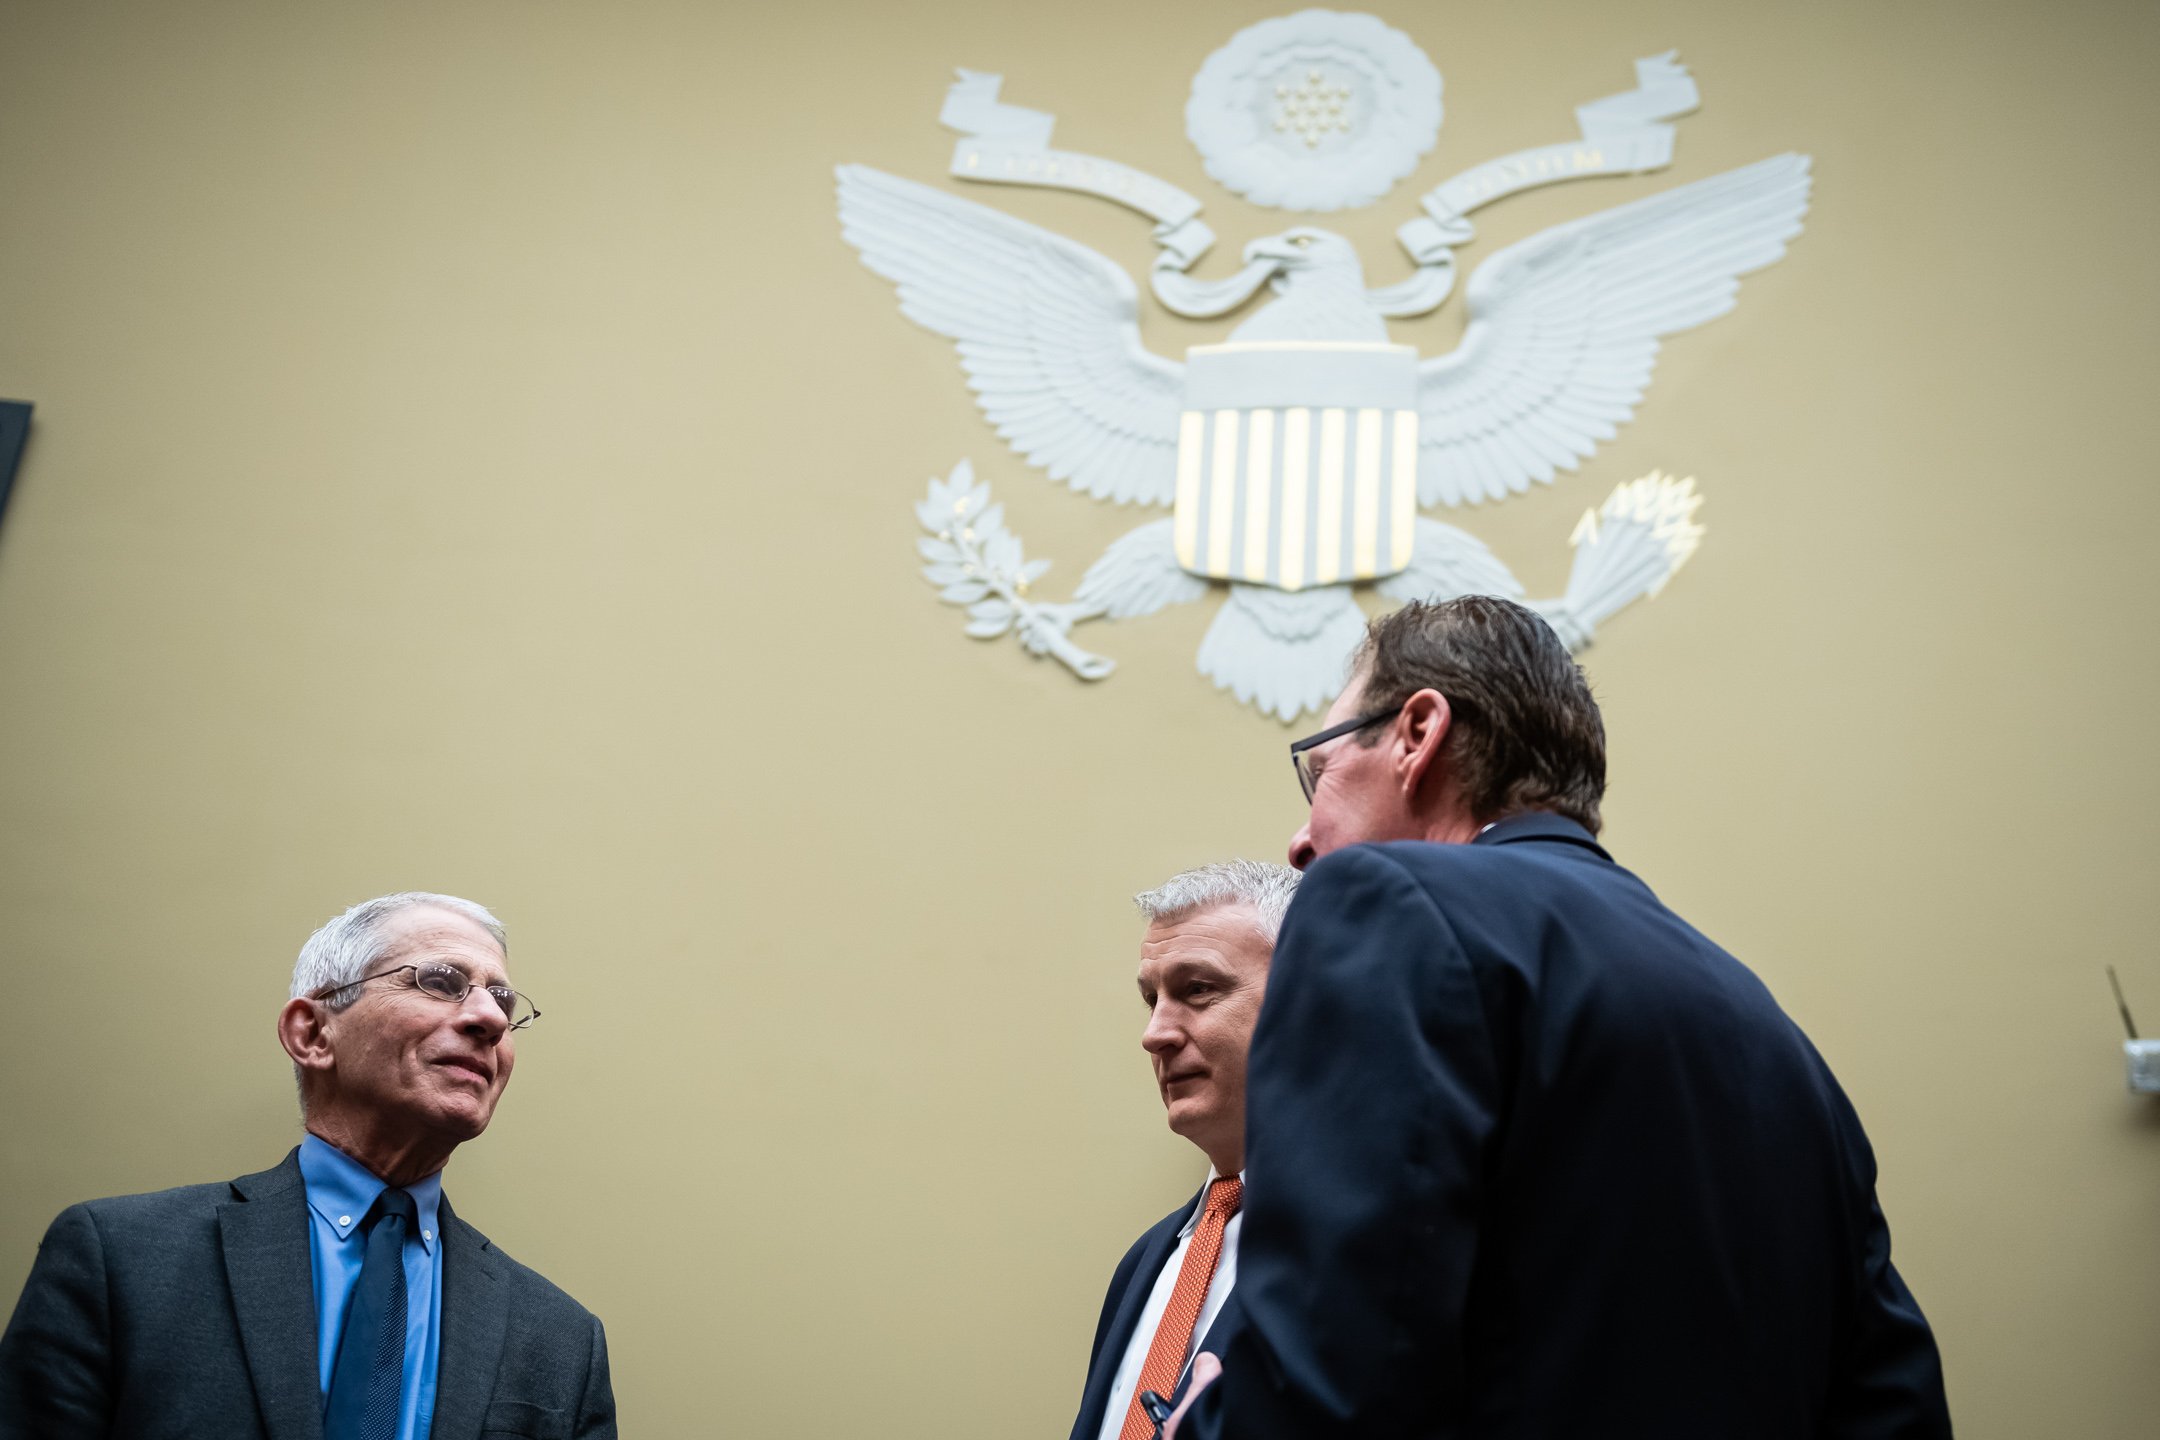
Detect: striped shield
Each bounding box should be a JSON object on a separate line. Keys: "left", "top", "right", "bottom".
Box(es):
{"left": 1172, "top": 342, "right": 1419, "bottom": 591}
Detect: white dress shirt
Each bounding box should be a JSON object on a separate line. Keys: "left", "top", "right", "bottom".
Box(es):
{"left": 1093, "top": 1168, "right": 1244, "bottom": 1440}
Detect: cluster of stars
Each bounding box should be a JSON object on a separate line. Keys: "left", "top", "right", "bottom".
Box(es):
{"left": 1271, "top": 68, "right": 1355, "bottom": 148}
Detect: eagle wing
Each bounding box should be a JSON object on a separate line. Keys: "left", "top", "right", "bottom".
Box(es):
{"left": 1417, "top": 153, "right": 1811, "bottom": 507}
{"left": 837, "top": 165, "right": 1184, "bottom": 506}
{"left": 1375, "top": 519, "right": 1525, "bottom": 604}
{"left": 1074, "top": 519, "right": 1209, "bottom": 620}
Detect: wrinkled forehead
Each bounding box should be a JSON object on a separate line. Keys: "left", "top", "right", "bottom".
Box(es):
{"left": 1138, "top": 903, "right": 1275, "bottom": 974}
{"left": 373, "top": 905, "right": 509, "bottom": 983}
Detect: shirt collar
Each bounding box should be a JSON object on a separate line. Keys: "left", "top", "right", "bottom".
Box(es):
{"left": 298, "top": 1133, "right": 445, "bottom": 1255}
{"left": 1176, "top": 1166, "right": 1247, "bottom": 1240}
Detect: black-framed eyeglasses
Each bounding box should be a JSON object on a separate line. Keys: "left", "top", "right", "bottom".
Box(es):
{"left": 1289, "top": 703, "right": 1405, "bottom": 803}
{"left": 315, "top": 963, "right": 540, "bottom": 1031}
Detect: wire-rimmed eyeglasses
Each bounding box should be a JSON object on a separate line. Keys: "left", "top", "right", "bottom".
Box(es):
{"left": 1289, "top": 703, "right": 1405, "bottom": 803}
{"left": 315, "top": 963, "right": 540, "bottom": 1031}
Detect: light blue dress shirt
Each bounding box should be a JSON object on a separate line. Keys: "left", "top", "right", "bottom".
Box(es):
{"left": 298, "top": 1134, "right": 444, "bottom": 1440}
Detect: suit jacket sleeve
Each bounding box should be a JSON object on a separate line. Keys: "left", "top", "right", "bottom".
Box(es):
{"left": 0, "top": 1205, "right": 116, "bottom": 1440}
{"left": 1088, "top": 1235, "right": 1149, "bottom": 1371}
{"left": 578, "top": 1310, "right": 618, "bottom": 1438}
{"left": 1184, "top": 846, "right": 1501, "bottom": 1438}
{"left": 1827, "top": 1188, "right": 1954, "bottom": 1437}
{"left": 1067, "top": 1229, "right": 1154, "bottom": 1440}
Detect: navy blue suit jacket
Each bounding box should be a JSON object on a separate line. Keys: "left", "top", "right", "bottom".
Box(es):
{"left": 1069, "top": 1183, "right": 1244, "bottom": 1440}
{"left": 1182, "top": 815, "right": 1950, "bottom": 1439}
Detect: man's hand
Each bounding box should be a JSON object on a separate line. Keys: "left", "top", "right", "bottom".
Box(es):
{"left": 1160, "top": 1352, "right": 1221, "bottom": 1440}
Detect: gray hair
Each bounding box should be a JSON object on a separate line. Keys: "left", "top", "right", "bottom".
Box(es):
{"left": 291, "top": 891, "right": 508, "bottom": 1009}
{"left": 1133, "top": 859, "right": 1301, "bottom": 942}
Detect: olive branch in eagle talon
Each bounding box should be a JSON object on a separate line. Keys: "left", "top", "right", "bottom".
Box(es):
{"left": 916, "top": 460, "right": 1114, "bottom": 680}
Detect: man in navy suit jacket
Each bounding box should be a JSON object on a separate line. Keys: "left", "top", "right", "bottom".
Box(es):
{"left": 1169, "top": 596, "right": 1950, "bottom": 1439}
{"left": 1068, "top": 861, "right": 1299, "bottom": 1440}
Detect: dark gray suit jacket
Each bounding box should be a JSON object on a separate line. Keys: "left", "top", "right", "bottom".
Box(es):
{"left": 1068, "top": 1184, "right": 1244, "bottom": 1440}
{"left": 0, "top": 1150, "right": 615, "bottom": 1439}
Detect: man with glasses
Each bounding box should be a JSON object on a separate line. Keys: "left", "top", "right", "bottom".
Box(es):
{"left": 1165, "top": 597, "right": 1950, "bottom": 1438}
{"left": 0, "top": 892, "right": 616, "bottom": 1440}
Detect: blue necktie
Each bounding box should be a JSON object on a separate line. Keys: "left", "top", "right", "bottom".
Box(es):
{"left": 324, "top": 1187, "right": 415, "bottom": 1440}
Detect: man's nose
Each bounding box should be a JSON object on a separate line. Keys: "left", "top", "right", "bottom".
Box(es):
{"left": 1142, "top": 1003, "right": 1183, "bottom": 1055}
{"left": 1288, "top": 822, "right": 1317, "bottom": 871}
{"left": 456, "top": 989, "right": 510, "bottom": 1043}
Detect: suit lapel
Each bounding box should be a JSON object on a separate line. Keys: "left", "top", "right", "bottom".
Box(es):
{"left": 1075, "top": 1192, "right": 1199, "bottom": 1440}
{"left": 428, "top": 1198, "right": 510, "bottom": 1440}
{"left": 218, "top": 1150, "right": 324, "bottom": 1440}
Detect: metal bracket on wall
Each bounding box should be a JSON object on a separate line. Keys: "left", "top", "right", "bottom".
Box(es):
{"left": 2107, "top": 966, "right": 2160, "bottom": 1095}
{"left": 0, "top": 400, "right": 30, "bottom": 527}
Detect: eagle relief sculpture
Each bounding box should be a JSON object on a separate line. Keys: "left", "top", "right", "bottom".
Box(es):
{"left": 838, "top": 10, "right": 1811, "bottom": 720}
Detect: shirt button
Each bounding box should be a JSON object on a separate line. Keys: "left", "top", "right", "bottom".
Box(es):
{"left": 423, "top": 1230, "right": 433, "bottom": 1240}
{"left": 338, "top": 1216, "right": 351, "bottom": 1227}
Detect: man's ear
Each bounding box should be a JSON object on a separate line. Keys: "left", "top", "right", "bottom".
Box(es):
{"left": 279, "top": 997, "right": 336, "bottom": 1078}
{"left": 1395, "top": 688, "right": 1452, "bottom": 801}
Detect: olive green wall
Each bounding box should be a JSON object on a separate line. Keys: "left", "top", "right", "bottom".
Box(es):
{"left": 2, "top": 0, "right": 2156, "bottom": 1433}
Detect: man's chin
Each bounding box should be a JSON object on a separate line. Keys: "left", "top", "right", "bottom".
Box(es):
{"left": 1164, "top": 1101, "right": 1215, "bottom": 1143}
{"left": 417, "top": 1092, "right": 497, "bottom": 1142}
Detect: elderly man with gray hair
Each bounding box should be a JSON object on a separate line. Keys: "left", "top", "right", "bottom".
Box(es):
{"left": 0, "top": 892, "right": 616, "bottom": 1440}
{"left": 1067, "top": 859, "right": 1299, "bottom": 1440}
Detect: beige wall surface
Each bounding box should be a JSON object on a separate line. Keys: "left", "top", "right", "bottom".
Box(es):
{"left": 2, "top": 0, "right": 2157, "bottom": 1433}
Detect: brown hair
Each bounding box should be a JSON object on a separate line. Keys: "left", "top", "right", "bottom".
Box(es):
{"left": 1350, "top": 596, "right": 1606, "bottom": 835}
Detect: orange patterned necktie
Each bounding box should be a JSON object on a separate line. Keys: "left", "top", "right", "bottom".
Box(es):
{"left": 1118, "top": 1177, "right": 1244, "bottom": 1440}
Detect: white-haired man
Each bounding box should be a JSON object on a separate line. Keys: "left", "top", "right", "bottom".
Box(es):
{"left": 1067, "top": 860, "right": 1299, "bottom": 1440}
{"left": 0, "top": 892, "right": 616, "bottom": 1440}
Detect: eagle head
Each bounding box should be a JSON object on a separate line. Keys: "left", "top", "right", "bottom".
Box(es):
{"left": 1243, "top": 228, "right": 1365, "bottom": 280}
{"left": 1228, "top": 228, "right": 1387, "bottom": 342}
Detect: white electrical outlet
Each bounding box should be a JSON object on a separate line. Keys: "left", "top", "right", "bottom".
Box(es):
{"left": 2126, "top": 1040, "right": 2160, "bottom": 1094}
